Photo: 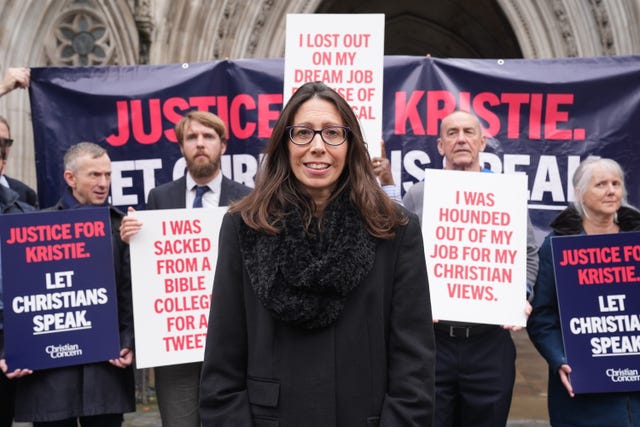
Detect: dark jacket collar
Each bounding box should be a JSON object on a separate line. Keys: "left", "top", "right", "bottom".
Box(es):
{"left": 0, "top": 185, "right": 32, "bottom": 213}
{"left": 550, "top": 205, "right": 640, "bottom": 235}
{"left": 0, "top": 184, "right": 20, "bottom": 208}
{"left": 53, "top": 188, "right": 124, "bottom": 218}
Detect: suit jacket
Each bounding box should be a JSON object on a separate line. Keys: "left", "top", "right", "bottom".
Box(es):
{"left": 200, "top": 211, "right": 435, "bottom": 427}
{"left": 147, "top": 175, "right": 251, "bottom": 209}
{"left": 4, "top": 176, "right": 38, "bottom": 208}
{"left": 0, "top": 184, "right": 33, "bottom": 215}
{"left": 0, "top": 184, "right": 34, "bottom": 338}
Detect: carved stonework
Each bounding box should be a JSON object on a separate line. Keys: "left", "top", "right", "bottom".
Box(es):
{"left": 45, "top": 1, "right": 115, "bottom": 66}
{"left": 515, "top": 6, "right": 533, "bottom": 55}
{"left": 246, "top": 0, "right": 275, "bottom": 56}
{"left": 590, "top": 0, "right": 614, "bottom": 54}
{"left": 134, "top": 0, "right": 153, "bottom": 64}
{"left": 551, "top": 0, "right": 578, "bottom": 57}
{"left": 211, "top": 3, "right": 237, "bottom": 60}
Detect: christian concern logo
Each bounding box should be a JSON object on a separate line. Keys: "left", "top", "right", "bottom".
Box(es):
{"left": 606, "top": 368, "right": 640, "bottom": 383}
{"left": 45, "top": 343, "right": 83, "bottom": 359}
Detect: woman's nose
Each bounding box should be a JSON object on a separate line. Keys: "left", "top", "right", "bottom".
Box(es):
{"left": 309, "top": 133, "right": 325, "bottom": 152}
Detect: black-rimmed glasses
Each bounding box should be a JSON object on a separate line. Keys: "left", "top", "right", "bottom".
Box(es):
{"left": 286, "top": 126, "right": 350, "bottom": 146}
{"left": 0, "top": 137, "right": 13, "bottom": 147}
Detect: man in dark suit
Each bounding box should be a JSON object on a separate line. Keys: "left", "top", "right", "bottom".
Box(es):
{"left": 0, "top": 115, "right": 38, "bottom": 207}
{"left": 3, "top": 176, "right": 37, "bottom": 207}
{"left": 145, "top": 110, "right": 251, "bottom": 210}
{"left": 121, "top": 110, "right": 251, "bottom": 427}
{"left": 0, "top": 133, "right": 34, "bottom": 427}
{"left": 403, "top": 110, "right": 538, "bottom": 427}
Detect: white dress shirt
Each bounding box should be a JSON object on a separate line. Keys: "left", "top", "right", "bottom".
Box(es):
{"left": 185, "top": 172, "right": 222, "bottom": 208}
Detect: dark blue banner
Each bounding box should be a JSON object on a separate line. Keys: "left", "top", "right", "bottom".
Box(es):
{"left": 0, "top": 208, "right": 120, "bottom": 371}
{"left": 28, "top": 56, "right": 640, "bottom": 239}
{"left": 551, "top": 232, "right": 640, "bottom": 393}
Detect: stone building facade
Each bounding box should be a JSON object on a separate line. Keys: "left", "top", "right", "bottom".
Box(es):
{"left": 0, "top": 0, "right": 639, "bottom": 192}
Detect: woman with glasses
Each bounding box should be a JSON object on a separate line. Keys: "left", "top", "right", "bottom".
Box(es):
{"left": 528, "top": 157, "right": 640, "bottom": 427}
{"left": 199, "top": 81, "right": 435, "bottom": 426}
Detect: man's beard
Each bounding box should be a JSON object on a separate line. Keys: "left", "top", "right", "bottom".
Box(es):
{"left": 187, "top": 157, "right": 218, "bottom": 179}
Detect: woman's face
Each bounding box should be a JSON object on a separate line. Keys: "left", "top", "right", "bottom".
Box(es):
{"left": 580, "top": 165, "right": 623, "bottom": 218}
{"left": 288, "top": 97, "right": 348, "bottom": 208}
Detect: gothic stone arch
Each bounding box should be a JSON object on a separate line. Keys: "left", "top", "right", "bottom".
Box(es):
{"left": 1, "top": 0, "right": 638, "bottom": 191}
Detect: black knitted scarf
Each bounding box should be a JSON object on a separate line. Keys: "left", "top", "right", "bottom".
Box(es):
{"left": 238, "top": 194, "right": 376, "bottom": 329}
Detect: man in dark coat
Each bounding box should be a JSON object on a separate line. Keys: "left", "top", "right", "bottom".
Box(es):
{"left": 0, "top": 178, "right": 34, "bottom": 427}
{"left": 4, "top": 142, "right": 135, "bottom": 426}
{"left": 3, "top": 175, "right": 37, "bottom": 207}
{"left": 0, "top": 114, "right": 38, "bottom": 207}
{"left": 120, "top": 110, "right": 251, "bottom": 427}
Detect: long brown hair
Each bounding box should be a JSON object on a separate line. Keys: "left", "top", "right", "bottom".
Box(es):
{"left": 230, "top": 81, "right": 406, "bottom": 238}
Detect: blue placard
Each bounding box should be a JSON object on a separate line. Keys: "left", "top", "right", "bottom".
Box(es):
{"left": 0, "top": 208, "right": 120, "bottom": 371}
{"left": 551, "top": 232, "right": 640, "bottom": 393}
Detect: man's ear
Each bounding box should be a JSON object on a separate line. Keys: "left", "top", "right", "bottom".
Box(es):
{"left": 479, "top": 134, "right": 487, "bottom": 152}
{"left": 221, "top": 141, "right": 228, "bottom": 155}
{"left": 436, "top": 137, "right": 445, "bottom": 156}
{"left": 63, "top": 170, "right": 75, "bottom": 188}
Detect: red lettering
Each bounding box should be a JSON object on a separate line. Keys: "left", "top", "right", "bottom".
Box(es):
{"left": 189, "top": 96, "right": 216, "bottom": 112}
{"left": 502, "top": 93, "right": 530, "bottom": 139}
{"left": 472, "top": 92, "right": 500, "bottom": 135}
{"left": 215, "top": 95, "right": 229, "bottom": 130}
{"left": 426, "top": 91, "right": 456, "bottom": 135}
{"left": 545, "top": 94, "right": 573, "bottom": 140}
{"left": 394, "top": 91, "right": 425, "bottom": 135}
{"left": 230, "top": 94, "right": 256, "bottom": 139}
{"left": 257, "top": 94, "right": 281, "bottom": 138}
{"left": 164, "top": 276, "right": 206, "bottom": 293}
{"left": 529, "top": 93, "right": 543, "bottom": 139}
{"left": 447, "top": 283, "right": 495, "bottom": 301}
{"left": 25, "top": 242, "right": 90, "bottom": 263}
{"left": 131, "top": 99, "right": 163, "bottom": 144}
{"left": 105, "top": 94, "right": 277, "bottom": 145}
{"left": 162, "top": 97, "right": 190, "bottom": 142}
{"left": 106, "top": 100, "right": 130, "bottom": 146}
{"left": 459, "top": 92, "right": 471, "bottom": 113}
{"left": 393, "top": 90, "right": 584, "bottom": 141}
{"left": 162, "top": 332, "right": 207, "bottom": 351}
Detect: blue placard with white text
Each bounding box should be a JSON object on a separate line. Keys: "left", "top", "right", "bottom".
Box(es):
{"left": 0, "top": 208, "right": 120, "bottom": 371}
{"left": 552, "top": 232, "right": 640, "bottom": 393}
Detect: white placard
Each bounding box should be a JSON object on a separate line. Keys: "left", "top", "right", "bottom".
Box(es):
{"left": 422, "top": 169, "right": 528, "bottom": 326}
{"left": 129, "top": 207, "right": 226, "bottom": 368}
{"left": 284, "top": 14, "right": 385, "bottom": 158}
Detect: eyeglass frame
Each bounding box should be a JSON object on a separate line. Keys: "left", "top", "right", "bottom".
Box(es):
{"left": 286, "top": 125, "right": 350, "bottom": 146}
{"left": 0, "top": 137, "right": 13, "bottom": 147}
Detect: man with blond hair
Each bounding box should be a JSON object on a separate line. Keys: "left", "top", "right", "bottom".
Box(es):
{"left": 121, "top": 110, "right": 251, "bottom": 427}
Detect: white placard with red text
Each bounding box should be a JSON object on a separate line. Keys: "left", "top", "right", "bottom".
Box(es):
{"left": 128, "top": 207, "right": 226, "bottom": 368}
{"left": 284, "top": 14, "right": 385, "bottom": 158}
{"left": 422, "top": 169, "right": 528, "bottom": 326}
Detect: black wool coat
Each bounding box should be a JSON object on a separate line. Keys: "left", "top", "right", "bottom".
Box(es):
{"left": 200, "top": 210, "right": 435, "bottom": 427}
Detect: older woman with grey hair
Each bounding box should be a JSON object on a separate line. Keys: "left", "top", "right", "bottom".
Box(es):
{"left": 527, "top": 156, "right": 640, "bottom": 426}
